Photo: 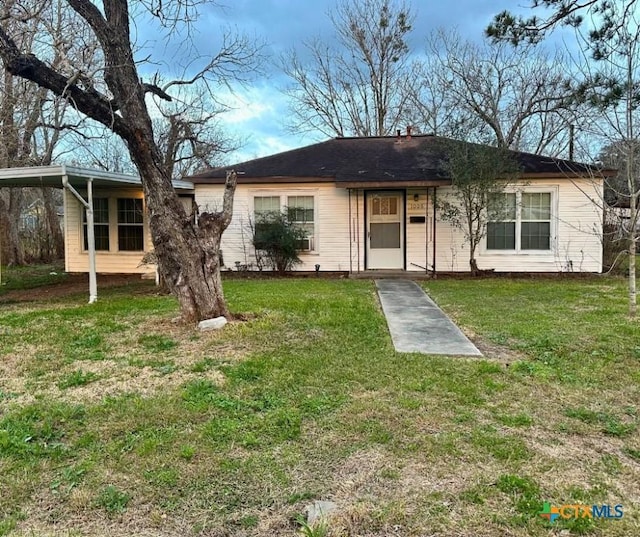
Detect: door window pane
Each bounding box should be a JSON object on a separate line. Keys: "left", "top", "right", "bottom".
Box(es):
{"left": 371, "top": 196, "right": 398, "bottom": 216}
{"left": 370, "top": 223, "right": 400, "bottom": 248}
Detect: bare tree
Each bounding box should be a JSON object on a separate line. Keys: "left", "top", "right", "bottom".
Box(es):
{"left": 154, "top": 88, "right": 242, "bottom": 178}
{"left": 488, "top": 0, "right": 640, "bottom": 317}
{"left": 281, "top": 0, "right": 414, "bottom": 137}
{"left": 403, "top": 58, "right": 479, "bottom": 139}
{"left": 409, "top": 30, "right": 580, "bottom": 156}
{"left": 71, "top": 89, "right": 241, "bottom": 179}
{"left": 0, "top": 0, "right": 100, "bottom": 263}
{"left": 69, "top": 129, "right": 137, "bottom": 174}
{"left": 0, "top": 1, "right": 261, "bottom": 322}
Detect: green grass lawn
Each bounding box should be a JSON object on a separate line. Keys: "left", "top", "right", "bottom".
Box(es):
{"left": 0, "top": 275, "right": 638, "bottom": 536}
{"left": 0, "top": 263, "right": 68, "bottom": 293}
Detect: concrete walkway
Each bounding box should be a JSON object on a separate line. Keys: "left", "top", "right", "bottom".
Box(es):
{"left": 376, "top": 279, "right": 482, "bottom": 356}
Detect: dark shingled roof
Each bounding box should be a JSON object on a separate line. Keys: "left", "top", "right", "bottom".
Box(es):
{"left": 188, "top": 135, "right": 613, "bottom": 185}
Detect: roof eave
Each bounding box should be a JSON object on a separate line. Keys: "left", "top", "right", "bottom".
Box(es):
{"left": 191, "top": 175, "right": 336, "bottom": 185}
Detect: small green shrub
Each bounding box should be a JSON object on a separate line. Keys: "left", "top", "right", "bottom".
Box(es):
{"left": 252, "top": 209, "right": 308, "bottom": 273}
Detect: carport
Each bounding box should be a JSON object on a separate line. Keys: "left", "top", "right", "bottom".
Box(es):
{"left": 0, "top": 164, "right": 193, "bottom": 302}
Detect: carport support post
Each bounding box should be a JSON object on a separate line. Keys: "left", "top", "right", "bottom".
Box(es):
{"left": 86, "top": 179, "right": 97, "bottom": 303}
{"left": 62, "top": 173, "right": 97, "bottom": 303}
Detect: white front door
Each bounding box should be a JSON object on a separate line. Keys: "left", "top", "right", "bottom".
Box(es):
{"left": 367, "top": 192, "right": 404, "bottom": 269}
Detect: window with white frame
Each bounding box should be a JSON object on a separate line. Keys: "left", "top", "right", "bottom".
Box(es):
{"left": 253, "top": 196, "right": 281, "bottom": 247}
{"left": 253, "top": 194, "right": 316, "bottom": 252}
{"left": 117, "top": 198, "right": 144, "bottom": 251}
{"left": 287, "top": 195, "right": 315, "bottom": 251}
{"left": 487, "top": 191, "right": 552, "bottom": 252}
{"left": 520, "top": 192, "right": 551, "bottom": 250}
{"left": 83, "top": 198, "right": 110, "bottom": 251}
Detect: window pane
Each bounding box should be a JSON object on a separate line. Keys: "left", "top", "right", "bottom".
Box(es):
{"left": 522, "top": 193, "right": 551, "bottom": 221}
{"left": 254, "top": 196, "right": 280, "bottom": 215}
{"left": 117, "top": 198, "right": 143, "bottom": 224}
{"left": 370, "top": 222, "right": 400, "bottom": 248}
{"left": 118, "top": 226, "right": 144, "bottom": 251}
{"left": 488, "top": 193, "right": 516, "bottom": 220}
{"left": 487, "top": 222, "right": 516, "bottom": 250}
{"left": 287, "top": 196, "right": 314, "bottom": 223}
{"left": 83, "top": 198, "right": 109, "bottom": 224}
{"left": 521, "top": 222, "right": 550, "bottom": 250}
{"left": 371, "top": 196, "right": 398, "bottom": 216}
{"left": 287, "top": 196, "right": 313, "bottom": 210}
{"left": 83, "top": 224, "right": 110, "bottom": 251}
{"left": 253, "top": 222, "right": 271, "bottom": 247}
{"left": 371, "top": 197, "right": 380, "bottom": 216}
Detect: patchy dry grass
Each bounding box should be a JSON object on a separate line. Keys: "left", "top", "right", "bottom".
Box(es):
{"left": 0, "top": 275, "right": 639, "bottom": 536}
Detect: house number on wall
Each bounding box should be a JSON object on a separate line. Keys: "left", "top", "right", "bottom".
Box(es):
{"left": 408, "top": 201, "right": 426, "bottom": 213}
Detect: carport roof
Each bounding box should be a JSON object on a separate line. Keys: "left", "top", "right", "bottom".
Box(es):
{"left": 0, "top": 164, "right": 194, "bottom": 191}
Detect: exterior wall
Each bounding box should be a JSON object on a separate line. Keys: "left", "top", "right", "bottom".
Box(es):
{"left": 406, "top": 188, "right": 431, "bottom": 272}
{"left": 196, "top": 182, "right": 359, "bottom": 271}
{"left": 196, "top": 177, "right": 603, "bottom": 274}
{"left": 64, "top": 188, "right": 153, "bottom": 274}
{"left": 434, "top": 178, "right": 603, "bottom": 273}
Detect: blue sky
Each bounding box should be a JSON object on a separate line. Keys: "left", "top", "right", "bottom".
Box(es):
{"left": 153, "top": 1, "right": 540, "bottom": 163}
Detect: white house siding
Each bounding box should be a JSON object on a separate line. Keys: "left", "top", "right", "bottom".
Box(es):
{"left": 196, "top": 182, "right": 359, "bottom": 272}
{"left": 198, "top": 178, "right": 602, "bottom": 274}
{"left": 64, "top": 177, "right": 601, "bottom": 275}
{"left": 64, "top": 188, "right": 152, "bottom": 274}
{"left": 434, "top": 178, "right": 603, "bottom": 273}
{"left": 406, "top": 189, "right": 431, "bottom": 272}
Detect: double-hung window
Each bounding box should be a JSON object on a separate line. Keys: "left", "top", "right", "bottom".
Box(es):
{"left": 487, "top": 191, "right": 552, "bottom": 252}
{"left": 83, "top": 198, "right": 110, "bottom": 251}
{"left": 253, "top": 196, "right": 281, "bottom": 246}
{"left": 253, "top": 194, "right": 316, "bottom": 252}
{"left": 487, "top": 193, "right": 517, "bottom": 250}
{"left": 287, "top": 195, "right": 315, "bottom": 251}
{"left": 117, "top": 198, "right": 144, "bottom": 251}
{"left": 520, "top": 193, "right": 551, "bottom": 250}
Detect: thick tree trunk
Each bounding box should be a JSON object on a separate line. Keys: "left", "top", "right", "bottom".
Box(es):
{"left": 0, "top": 0, "right": 237, "bottom": 322}
{"left": 41, "top": 187, "right": 64, "bottom": 259}
{"left": 126, "top": 133, "right": 236, "bottom": 323}
{"left": 0, "top": 189, "right": 25, "bottom": 265}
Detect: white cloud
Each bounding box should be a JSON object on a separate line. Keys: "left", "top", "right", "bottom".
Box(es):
{"left": 219, "top": 86, "right": 277, "bottom": 124}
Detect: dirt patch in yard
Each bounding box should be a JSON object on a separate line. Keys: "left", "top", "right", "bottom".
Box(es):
{"left": 0, "top": 273, "right": 155, "bottom": 304}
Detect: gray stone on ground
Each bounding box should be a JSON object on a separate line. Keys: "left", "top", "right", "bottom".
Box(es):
{"left": 304, "top": 500, "right": 338, "bottom": 525}
{"left": 197, "top": 316, "right": 228, "bottom": 331}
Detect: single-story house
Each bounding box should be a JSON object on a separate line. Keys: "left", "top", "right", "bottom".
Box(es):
{"left": 190, "top": 133, "right": 609, "bottom": 274}
{"left": 0, "top": 134, "right": 611, "bottom": 277}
